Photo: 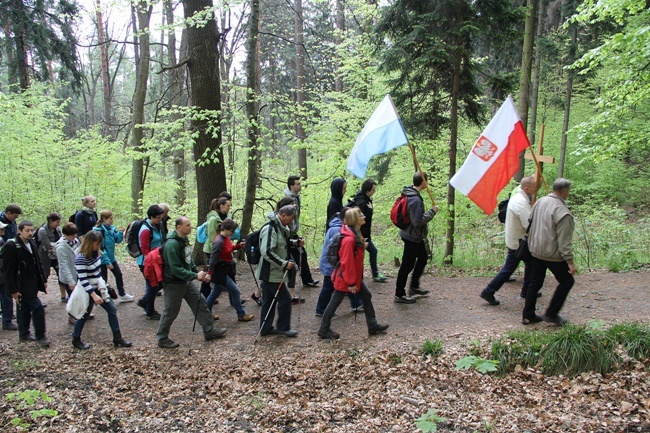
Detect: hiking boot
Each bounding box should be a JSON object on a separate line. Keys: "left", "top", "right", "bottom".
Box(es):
{"left": 315, "top": 312, "right": 323, "bottom": 317}
{"left": 318, "top": 329, "right": 340, "bottom": 339}
{"left": 204, "top": 328, "right": 227, "bottom": 340}
{"left": 158, "top": 338, "right": 180, "bottom": 349}
{"left": 113, "top": 332, "right": 133, "bottom": 348}
{"left": 211, "top": 313, "right": 220, "bottom": 321}
{"left": 271, "top": 329, "right": 298, "bottom": 337}
{"left": 522, "top": 315, "right": 544, "bottom": 325}
{"left": 409, "top": 287, "right": 430, "bottom": 296}
{"left": 238, "top": 314, "right": 254, "bottom": 322}
{"left": 304, "top": 280, "right": 320, "bottom": 287}
{"left": 146, "top": 311, "right": 161, "bottom": 320}
{"left": 19, "top": 334, "right": 36, "bottom": 342}
{"left": 251, "top": 293, "right": 262, "bottom": 306}
{"left": 373, "top": 273, "right": 387, "bottom": 283}
{"left": 543, "top": 315, "right": 569, "bottom": 327}
{"left": 520, "top": 291, "right": 542, "bottom": 299}
{"left": 480, "top": 290, "right": 500, "bottom": 306}
{"left": 119, "top": 293, "right": 135, "bottom": 303}
{"left": 394, "top": 295, "right": 416, "bottom": 304}
{"left": 72, "top": 337, "right": 90, "bottom": 350}
{"left": 36, "top": 337, "right": 51, "bottom": 348}
{"left": 291, "top": 296, "right": 305, "bottom": 305}
{"left": 137, "top": 298, "right": 146, "bottom": 311}
{"left": 368, "top": 324, "right": 389, "bottom": 336}
{"left": 2, "top": 323, "right": 17, "bottom": 331}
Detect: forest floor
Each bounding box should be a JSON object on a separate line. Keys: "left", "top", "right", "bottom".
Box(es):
{"left": 0, "top": 262, "right": 649, "bottom": 432}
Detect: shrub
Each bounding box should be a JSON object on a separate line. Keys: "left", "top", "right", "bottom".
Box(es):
{"left": 421, "top": 339, "right": 444, "bottom": 359}
{"left": 606, "top": 322, "right": 650, "bottom": 361}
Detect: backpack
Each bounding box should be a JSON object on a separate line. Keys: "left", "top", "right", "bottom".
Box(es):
{"left": 34, "top": 224, "right": 46, "bottom": 250}
{"left": 68, "top": 211, "right": 79, "bottom": 223}
{"left": 390, "top": 194, "right": 410, "bottom": 229}
{"left": 125, "top": 219, "right": 151, "bottom": 258}
{"left": 325, "top": 231, "right": 344, "bottom": 267}
{"left": 244, "top": 221, "right": 273, "bottom": 265}
{"left": 497, "top": 199, "right": 509, "bottom": 224}
{"left": 143, "top": 245, "right": 165, "bottom": 287}
{"left": 196, "top": 221, "right": 208, "bottom": 244}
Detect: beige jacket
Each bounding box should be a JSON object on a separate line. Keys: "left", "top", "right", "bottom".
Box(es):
{"left": 505, "top": 187, "right": 532, "bottom": 250}
{"left": 528, "top": 193, "right": 574, "bottom": 264}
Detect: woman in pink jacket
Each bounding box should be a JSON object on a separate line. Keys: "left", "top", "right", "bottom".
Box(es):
{"left": 317, "top": 207, "right": 389, "bottom": 339}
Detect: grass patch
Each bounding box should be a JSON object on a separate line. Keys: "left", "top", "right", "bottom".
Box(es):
{"left": 606, "top": 322, "right": 650, "bottom": 361}
{"left": 421, "top": 338, "right": 444, "bottom": 359}
{"left": 490, "top": 328, "right": 553, "bottom": 374}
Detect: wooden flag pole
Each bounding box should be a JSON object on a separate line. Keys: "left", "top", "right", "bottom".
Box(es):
{"left": 525, "top": 124, "right": 550, "bottom": 202}
{"left": 408, "top": 142, "right": 437, "bottom": 207}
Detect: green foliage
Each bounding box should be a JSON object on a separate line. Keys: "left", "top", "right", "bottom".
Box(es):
{"left": 455, "top": 356, "right": 500, "bottom": 374}
{"left": 421, "top": 339, "right": 444, "bottom": 359}
{"left": 5, "top": 389, "right": 58, "bottom": 430}
{"left": 415, "top": 409, "right": 447, "bottom": 433}
{"left": 606, "top": 322, "right": 650, "bottom": 361}
{"left": 490, "top": 329, "right": 554, "bottom": 374}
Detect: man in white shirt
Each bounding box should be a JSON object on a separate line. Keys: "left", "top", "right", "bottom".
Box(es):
{"left": 480, "top": 176, "right": 537, "bottom": 305}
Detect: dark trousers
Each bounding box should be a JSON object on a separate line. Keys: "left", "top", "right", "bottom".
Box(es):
{"left": 17, "top": 296, "right": 46, "bottom": 340}
{"left": 101, "top": 261, "right": 125, "bottom": 296}
{"left": 200, "top": 253, "right": 212, "bottom": 299}
{"left": 366, "top": 240, "right": 379, "bottom": 278}
{"left": 72, "top": 295, "right": 120, "bottom": 338}
{"left": 315, "top": 276, "right": 361, "bottom": 315}
{"left": 259, "top": 280, "right": 292, "bottom": 334}
{"left": 288, "top": 246, "right": 313, "bottom": 288}
{"left": 138, "top": 265, "right": 160, "bottom": 315}
{"left": 523, "top": 258, "right": 574, "bottom": 320}
{"left": 484, "top": 248, "right": 531, "bottom": 295}
{"left": 319, "top": 282, "right": 377, "bottom": 334}
{"left": 395, "top": 238, "right": 428, "bottom": 297}
{"left": 1, "top": 288, "right": 15, "bottom": 325}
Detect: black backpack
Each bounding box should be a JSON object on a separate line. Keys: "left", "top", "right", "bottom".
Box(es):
{"left": 125, "top": 219, "right": 151, "bottom": 258}
{"left": 497, "top": 199, "right": 509, "bottom": 224}
{"left": 244, "top": 221, "right": 273, "bottom": 265}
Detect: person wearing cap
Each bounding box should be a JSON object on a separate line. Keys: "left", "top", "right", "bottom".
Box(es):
{"left": 0, "top": 220, "right": 18, "bottom": 331}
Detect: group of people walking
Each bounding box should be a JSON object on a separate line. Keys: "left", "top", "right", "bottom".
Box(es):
{"left": 0, "top": 172, "right": 577, "bottom": 349}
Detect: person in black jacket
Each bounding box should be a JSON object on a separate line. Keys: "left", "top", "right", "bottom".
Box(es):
{"left": 2, "top": 221, "right": 51, "bottom": 346}
{"left": 0, "top": 222, "right": 18, "bottom": 331}
{"left": 0, "top": 203, "right": 22, "bottom": 241}
{"left": 326, "top": 177, "right": 347, "bottom": 230}
{"left": 74, "top": 195, "right": 98, "bottom": 237}
{"left": 348, "top": 179, "right": 387, "bottom": 283}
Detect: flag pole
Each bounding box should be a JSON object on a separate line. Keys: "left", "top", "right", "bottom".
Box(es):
{"left": 408, "top": 142, "right": 436, "bottom": 207}
{"left": 527, "top": 124, "right": 550, "bottom": 202}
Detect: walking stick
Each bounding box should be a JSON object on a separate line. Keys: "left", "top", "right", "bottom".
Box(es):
{"left": 188, "top": 282, "right": 203, "bottom": 355}
{"left": 254, "top": 269, "right": 290, "bottom": 345}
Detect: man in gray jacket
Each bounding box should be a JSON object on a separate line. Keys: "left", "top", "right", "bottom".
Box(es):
{"left": 522, "top": 178, "right": 576, "bottom": 326}
{"left": 394, "top": 172, "right": 438, "bottom": 304}
{"left": 257, "top": 205, "right": 298, "bottom": 337}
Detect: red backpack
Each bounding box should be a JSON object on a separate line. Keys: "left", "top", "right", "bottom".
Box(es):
{"left": 390, "top": 194, "right": 410, "bottom": 229}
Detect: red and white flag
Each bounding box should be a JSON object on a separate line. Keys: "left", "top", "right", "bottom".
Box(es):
{"left": 450, "top": 96, "right": 530, "bottom": 214}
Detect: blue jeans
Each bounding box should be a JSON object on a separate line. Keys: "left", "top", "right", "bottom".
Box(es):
{"left": 101, "top": 261, "right": 125, "bottom": 296}
{"left": 315, "top": 276, "right": 361, "bottom": 315}
{"left": 1, "top": 288, "right": 15, "bottom": 325}
{"left": 17, "top": 296, "right": 46, "bottom": 340}
{"left": 260, "top": 280, "right": 292, "bottom": 334}
{"left": 484, "top": 248, "right": 531, "bottom": 295}
{"left": 138, "top": 265, "right": 160, "bottom": 315}
{"left": 72, "top": 294, "right": 120, "bottom": 338}
{"left": 206, "top": 275, "right": 246, "bottom": 318}
{"left": 366, "top": 240, "right": 379, "bottom": 278}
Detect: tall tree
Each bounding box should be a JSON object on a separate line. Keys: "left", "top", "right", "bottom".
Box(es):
{"left": 95, "top": 0, "right": 112, "bottom": 135}
{"left": 294, "top": 0, "right": 307, "bottom": 178}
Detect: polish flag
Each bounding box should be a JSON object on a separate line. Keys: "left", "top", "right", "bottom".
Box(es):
{"left": 449, "top": 96, "right": 530, "bottom": 214}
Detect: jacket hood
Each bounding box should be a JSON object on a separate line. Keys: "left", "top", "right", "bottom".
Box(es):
{"left": 350, "top": 190, "right": 371, "bottom": 205}
{"left": 330, "top": 178, "right": 347, "bottom": 200}
{"left": 328, "top": 215, "right": 343, "bottom": 229}
{"left": 402, "top": 185, "right": 420, "bottom": 197}
{"left": 167, "top": 230, "right": 188, "bottom": 245}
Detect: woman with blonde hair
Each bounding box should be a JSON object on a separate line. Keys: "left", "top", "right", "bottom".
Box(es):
{"left": 71, "top": 230, "right": 132, "bottom": 350}
{"left": 73, "top": 195, "right": 98, "bottom": 237}
{"left": 318, "top": 207, "right": 389, "bottom": 340}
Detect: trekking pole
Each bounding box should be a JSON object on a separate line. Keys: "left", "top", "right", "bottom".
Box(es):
{"left": 296, "top": 246, "right": 303, "bottom": 324}
{"left": 248, "top": 261, "right": 261, "bottom": 295}
{"left": 253, "top": 269, "right": 290, "bottom": 345}
{"left": 188, "top": 283, "right": 203, "bottom": 355}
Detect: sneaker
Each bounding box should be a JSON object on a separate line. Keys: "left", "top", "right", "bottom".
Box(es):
{"left": 60, "top": 296, "right": 69, "bottom": 302}
{"left": 318, "top": 329, "right": 340, "bottom": 339}
{"left": 238, "top": 314, "right": 254, "bottom": 322}
{"left": 543, "top": 315, "right": 569, "bottom": 327}
{"left": 368, "top": 324, "right": 389, "bottom": 335}
{"left": 304, "top": 280, "right": 320, "bottom": 287}
{"left": 522, "top": 315, "right": 544, "bottom": 325}
{"left": 158, "top": 339, "right": 180, "bottom": 348}
{"left": 409, "top": 287, "right": 430, "bottom": 296}
{"left": 480, "top": 290, "right": 500, "bottom": 306}
{"left": 146, "top": 311, "right": 162, "bottom": 320}
{"left": 87, "top": 313, "right": 95, "bottom": 321}
{"left": 394, "top": 295, "right": 416, "bottom": 304}
{"left": 373, "top": 274, "right": 388, "bottom": 283}
{"left": 204, "top": 328, "right": 227, "bottom": 340}
{"left": 291, "top": 297, "right": 305, "bottom": 305}
{"left": 251, "top": 293, "right": 262, "bottom": 306}
{"left": 36, "top": 337, "right": 51, "bottom": 348}
{"left": 119, "top": 293, "right": 135, "bottom": 303}
{"left": 270, "top": 329, "right": 298, "bottom": 337}
{"left": 2, "top": 323, "right": 18, "bottom": 331}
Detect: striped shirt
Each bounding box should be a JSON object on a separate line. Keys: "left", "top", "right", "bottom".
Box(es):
{"left": 75, "top": 253, "right": 102, "bottom": 293}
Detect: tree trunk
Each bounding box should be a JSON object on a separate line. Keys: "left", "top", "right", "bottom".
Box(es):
{"left": 527, "top": 0, "right": 544, "bottom": 147}
{"left": 2, "top": 20, "right": 16, "bottom": 89}
{"left": 516, "top": 0, "right": 537, "bottom": 181}
{"left": 241, "top": 0, "right": 261, "bottom": 242}
{"left": 130, "top": 1, "right": 152, "bottom": 217}
{"left": 334, "top": 0, "right": 345, "bottom": 93}
{"left": 96, "top": 0, "right": 112, "bottom": 136}
{"left": 14, "top": 1, "right": 31, "bottom": 91}
{"left": 444, "top": 50, "right": 462, "bottom": 265}
{"left": 558, "top": 24, "right": 577, "bottom": 178}
{"left": 294, "top": 0, "right": 307, "bottom": 178}
{"left": 164, "top": 0, "right": 187, "bottom": 207}
{"left": 183, "top": 0, "right": 227, "bottom": 261}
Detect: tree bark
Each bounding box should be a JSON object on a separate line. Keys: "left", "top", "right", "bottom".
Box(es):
{"left": 334, "top": 0, "right": 345, "bottom": 93}
{"left": 183, "top": 0, "right": 227, "bottom": 261}
{"left": 130, "top": 0, "right": 152, "bottom": 217}
{"left": 96, "top": 0, "right": 112, "bottom": 136}
{"left": 294, "top": 0, "right": 307, "bottom": 178}
{"left": 558, "top": 24, "right": 577, "bottom": 178}
{"left": 516, "top": 0, "right": 537, "bottom": 181}
{"left": 527, "top": 0, "right": 544, "bottom": 147}
{"left": 241, "top": 0, "right": 261, "bottom": 242}
{"left": 444, "top": 50, "right": 462, "bottom": 265}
